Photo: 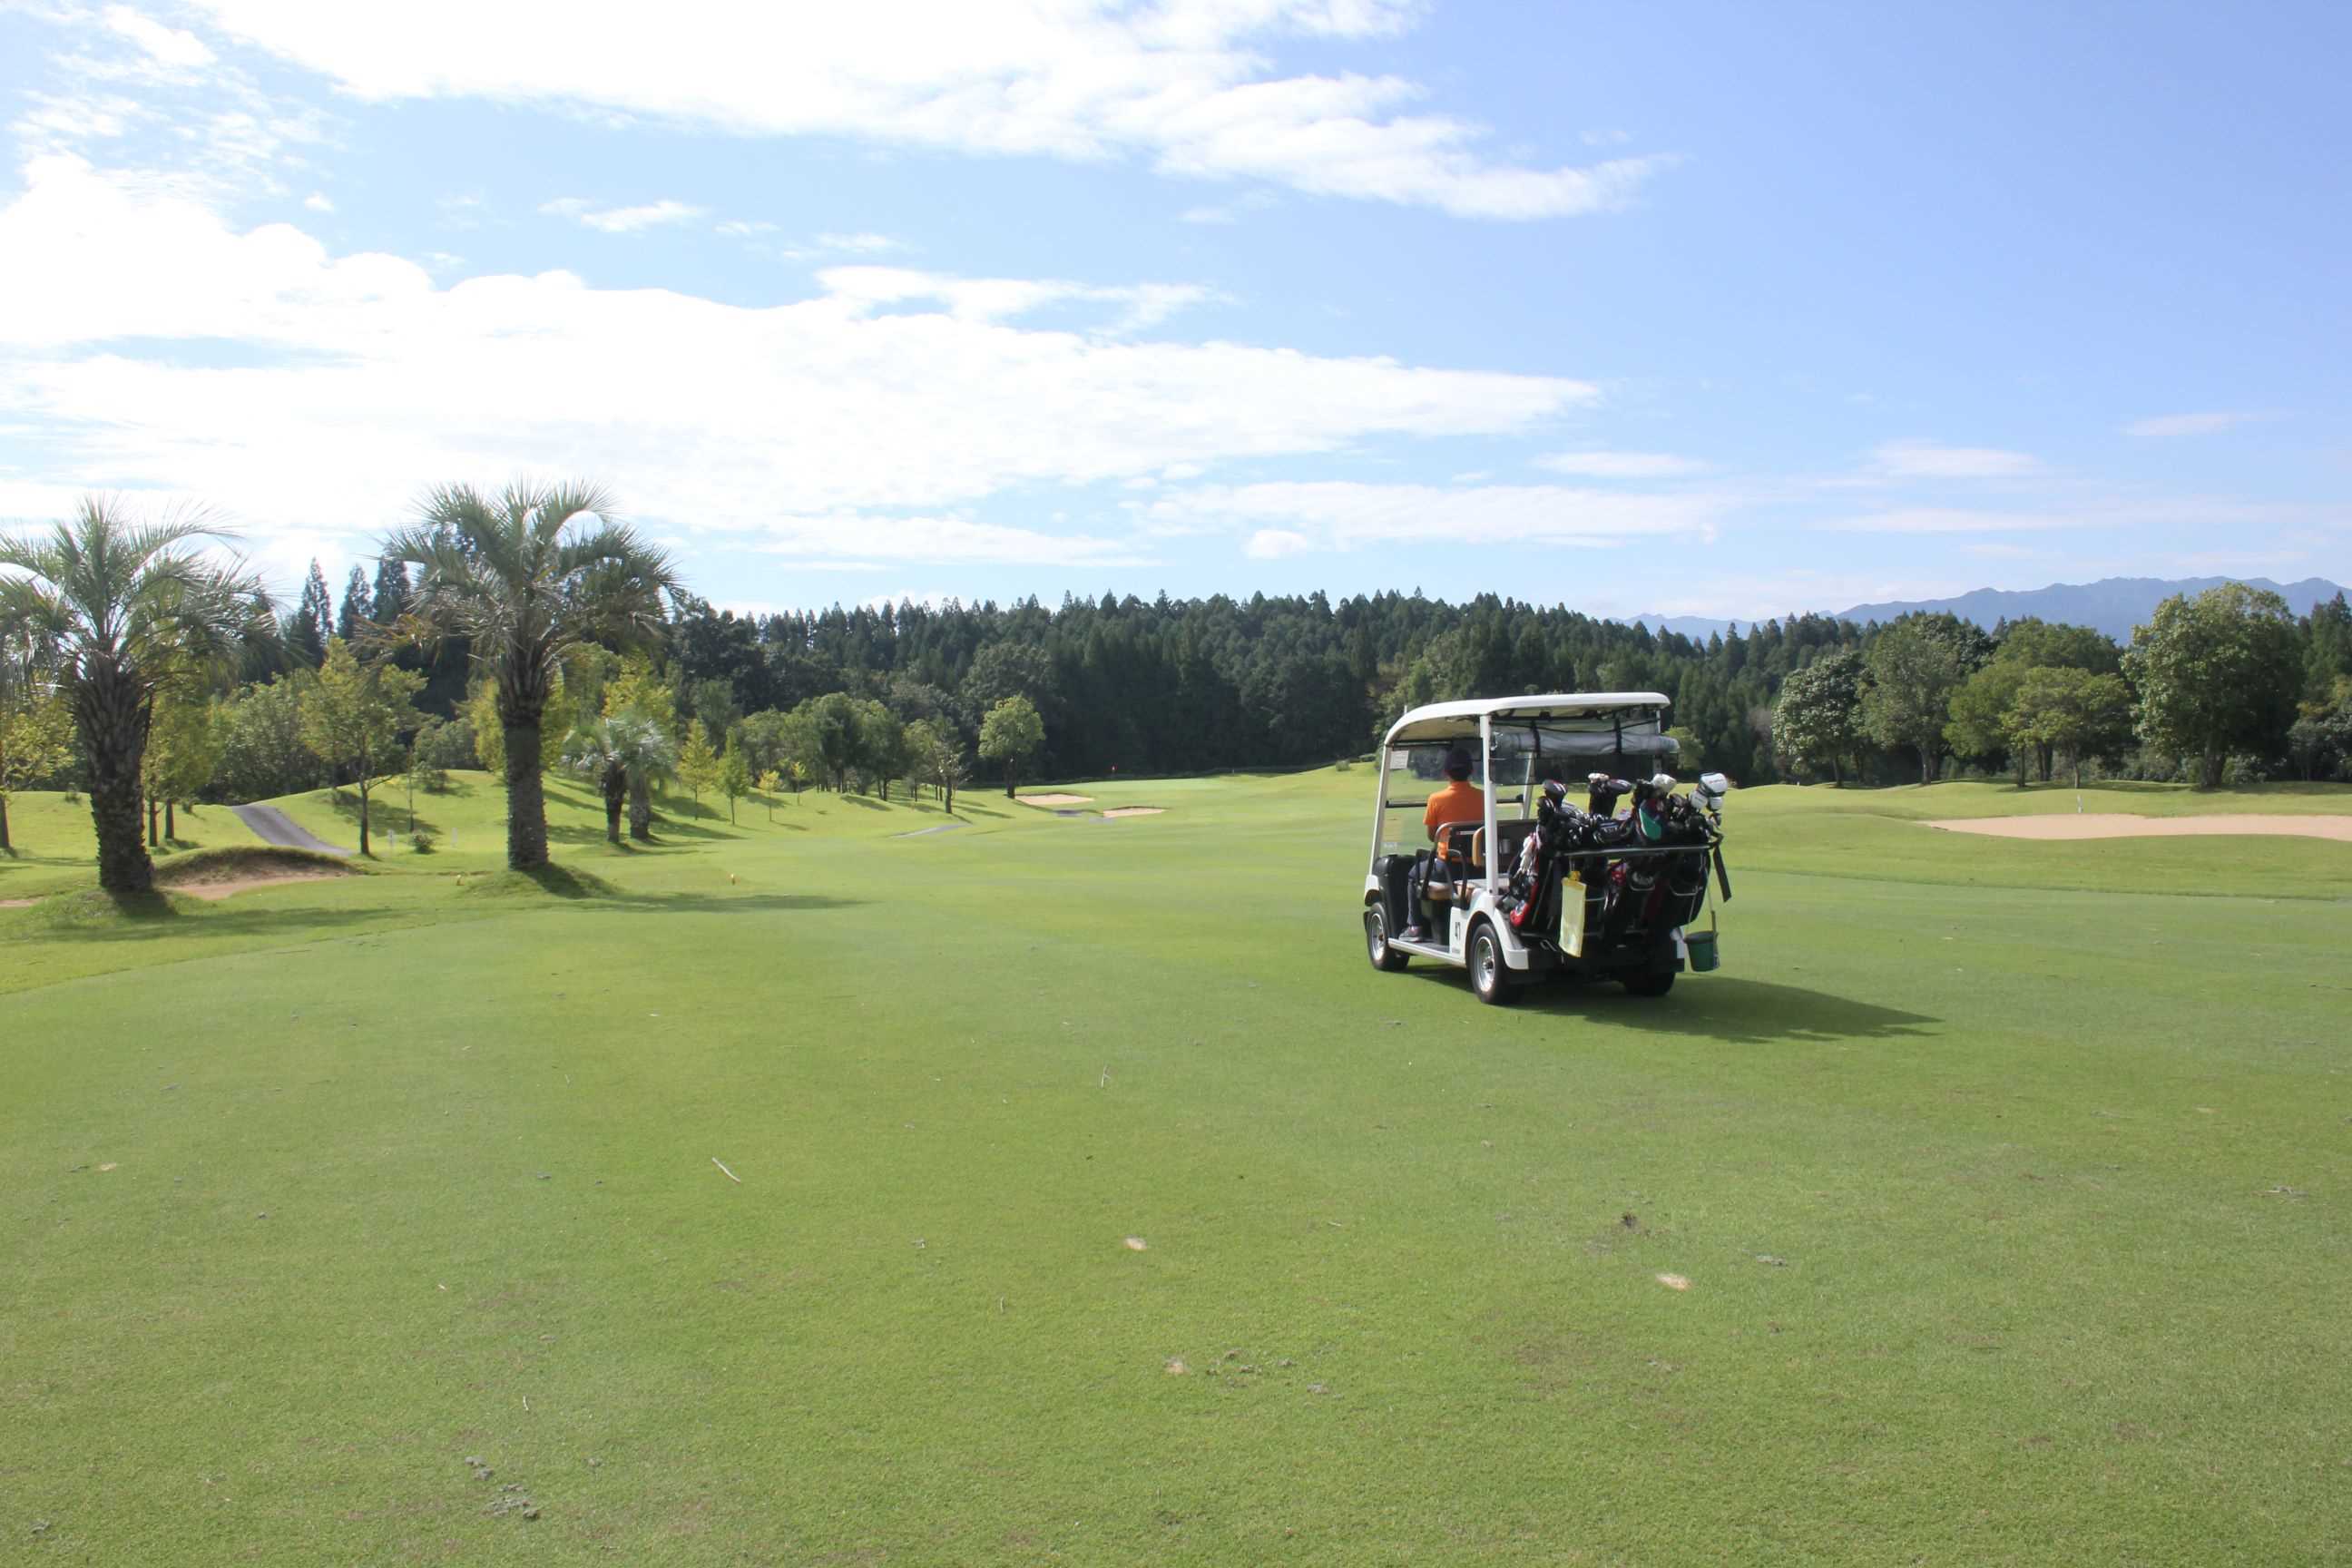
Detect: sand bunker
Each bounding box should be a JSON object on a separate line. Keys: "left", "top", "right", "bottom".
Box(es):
{"left": 1930, "top": 814, "right": 2352, "bottom": 842}
{"left": 1100, "top": 807, "right": 1166, "bottom": 818}
{"left": 0, "top": 897, "right": 35, "bottom": 909}
{"left": 1017, "top": 793, "right": 1094, "bottom": 807}
{"left": 172, "top": 869, "right": 349, "bottom": 900}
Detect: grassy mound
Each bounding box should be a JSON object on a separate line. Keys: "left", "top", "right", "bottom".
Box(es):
{"left": 456, "top": 861, "right": 622, "bottom": 901}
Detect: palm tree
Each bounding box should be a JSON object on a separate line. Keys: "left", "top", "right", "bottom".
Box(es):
{"left": 381, "top": 481, "right": 675, "bottom": 870}
{"left": 0, "top": 497, "right": 265, "bottom": 893}
{"left": 565, "top": 712, "right": 675, "bottom": 845}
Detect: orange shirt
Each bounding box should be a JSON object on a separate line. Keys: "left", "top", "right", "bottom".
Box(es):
{"left": 1423, "top": 779, "right": 1485, "bottom": 844}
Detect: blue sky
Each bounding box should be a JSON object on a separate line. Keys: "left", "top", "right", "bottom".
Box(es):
{"left": 0, "top": 0, "right": 2344, "bottom": 620}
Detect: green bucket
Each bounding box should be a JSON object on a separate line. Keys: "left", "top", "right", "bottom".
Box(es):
{"left": 1685, "top": 927, "right": 1720, "bottom": 973}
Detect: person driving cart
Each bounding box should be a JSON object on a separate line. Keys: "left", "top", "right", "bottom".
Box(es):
{"left": 1404, "top": 746, "right": 1484, "bottom": 940}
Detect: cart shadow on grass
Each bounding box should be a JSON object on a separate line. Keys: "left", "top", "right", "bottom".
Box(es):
{"left": 1405, "top": 970, "right": 1938, "bottom": 1046}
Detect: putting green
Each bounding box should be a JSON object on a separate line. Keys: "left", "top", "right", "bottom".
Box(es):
{"left": 4, "top": 773, "right": 2349, "bottom": 1564}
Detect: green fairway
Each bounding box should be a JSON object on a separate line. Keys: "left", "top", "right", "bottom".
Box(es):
{"left": 5, "top": 773, "right": 2350, "bottom": 1563}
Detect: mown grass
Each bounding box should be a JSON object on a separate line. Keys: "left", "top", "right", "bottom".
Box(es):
{"left": 3, "top": 771, "right": 2349, "bottom": 1564}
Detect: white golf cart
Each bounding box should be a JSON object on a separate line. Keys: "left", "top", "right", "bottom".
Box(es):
{"left": 1362, "top": 692, "right": 1730, "bottom": 1004}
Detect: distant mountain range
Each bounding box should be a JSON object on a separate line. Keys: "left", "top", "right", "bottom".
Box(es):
{"left": 1623, "top": 575, "right": 2348, "bottom": 645}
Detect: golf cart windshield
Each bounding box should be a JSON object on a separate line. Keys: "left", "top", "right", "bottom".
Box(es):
{"left": 1487, "top": 720, "right": 1680, "bottom": 823}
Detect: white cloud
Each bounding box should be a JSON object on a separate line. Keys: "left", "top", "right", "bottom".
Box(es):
{"left": 1814, "top": 508, "right": 2076, "bottom": 534}
{"left": 755, "top": 515, "right": 1151, "bottom": 567}
{"left": 1866, "top": 440, "right": 2041, "bottom": 480}
{"left": 715, "top": 219, "right": 779, "bottom": 237}
{"left": 540, "top": 196, "right": 706, "bottom": 232}
{"left": 302, "top": 190, "right": 332, "bottom": 212}
{"left": 1152, "top": 480, "right": 1729, "bottom": 552}
{"left": 1178, "top": 188, "right": 1277, "bottom": 225}
{"left": 814, "top": 231, "right": 901, "bottom": 254}
{"left": 1244, "top": 528, "right": 1310, "bottom": 558}
{"left": 815, "top": 265, "right": 1226, "bottom": 336}
{"left": 102, "top": 5, "right": 217, "bottom": 70}
{"left": 13, "top": 21, "right": 329, "bottom": 200}
{"left": 2125, "top": 410, "right": 2273, "bottom": 438}
{"left": 182, "top": 0, "right": 1671, "bottom": 219}
{"left": 1534, "top": 449, "right": 1707, "bottom": 478}
{"left": 0, "top": 156, "right": 1588, "bottom": 569}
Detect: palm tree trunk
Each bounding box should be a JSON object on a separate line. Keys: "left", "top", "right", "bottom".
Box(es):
{"left": 628, "top": 773, "right": 652, "bottom": 840}
{"left": 603, "top": 761, "right": 625, "bottom": 844}
{"left": 502, "top": 720, "right": 547, "bottom": 867}
{"left": 75, "top": 663, "right": 154, "bottom": 893}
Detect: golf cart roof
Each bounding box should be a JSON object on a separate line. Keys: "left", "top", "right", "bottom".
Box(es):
{"left": 1382, "top": 691, "right": 1671, "bottom": 748}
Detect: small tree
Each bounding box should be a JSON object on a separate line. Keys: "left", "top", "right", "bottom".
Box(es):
{"left": 978, "top": 694, "right": 1044, "bottom": 798}
{"left": 1771, "top": 651, "right": 1865, "bottom": 787}
{"left": 756, "top": 769, "right": 781, "bottom": 821}
{"left": 602, "top": 654, "right": 677, "bottom": 837}
{"left": 2125, "top": 584, "right": 2301, "bottom": 789}
{"left": 212, "top": 677, "right": 320, "bottom": 801}
{"left": 905, "top": 718, "right": 966, "bottom": 813}
{"left": 566, "top": 712, "right": 675, "bottom": 844}
{"left": 678, "top": 719, "right": 720, "bottom": 808}
{"left": 1945, "top": 662, "right": 2031, "bottom": 783}
{"left": 719, "top": 740, "right": 750, "bottom": 824}
{"left": 1862, "top": 616, "right": 1982, "bottom": 783}
{"left": 851, "top": 699, "right": 905, "bottom": 800}
{"left": 2007, "top": 667, "right": 2134, "bottom": 788}
{"left": 299, "top": 636, "right": 426, "bottom": 855}
{"left": 141, "top": 688, "right": 220, "bottom": 844}
{"left": 0, "top": 670, "right": 74, "bottom": 854}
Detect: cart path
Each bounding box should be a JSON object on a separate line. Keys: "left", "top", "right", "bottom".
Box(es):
{"left": 230, "top": 804, "right": 351, "bottom": 856}
{"left": 1928, "top": 813, "right": 2352, "bottom": 842}
{"left": 896, "top": 820, "right": 967, "bottom": 838}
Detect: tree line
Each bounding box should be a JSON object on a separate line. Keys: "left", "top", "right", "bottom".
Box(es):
{"left": 1772, "top": 585, "right": 2352, "bottom": 790}
{"left": 5, "top": 486, "right": 2349, "bottom": 889}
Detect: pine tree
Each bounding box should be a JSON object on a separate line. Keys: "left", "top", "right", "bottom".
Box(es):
{"left": 370, "top": 558, "right": 412, "bottom": 626}
{"left": 337, "top": 564, "right": 373, "bottom": 643}
{"left": 287, "top": 560, "right": 331, "bottom": 668}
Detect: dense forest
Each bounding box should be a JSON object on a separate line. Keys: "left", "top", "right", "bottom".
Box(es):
{"left": 10, "top": 544, "right": 2352, "bottom": 849}
{"left": 652, "top": 590, "right": 1866, "bottom": 785}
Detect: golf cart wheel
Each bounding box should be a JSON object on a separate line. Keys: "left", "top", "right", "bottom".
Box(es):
{"left": 1622, "top": 967, "right": 1676, "bottom": 998}
{"left": 1469, "top": 921, "right": 1516, "bottom": 1006}
{"left": 1365, "top": 907, "right": 1410, "bottom": 973}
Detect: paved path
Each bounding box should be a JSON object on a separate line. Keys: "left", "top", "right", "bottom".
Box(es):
{"left": 895, "top": 820, "right": 966, "bottom": 838}
{"left": 230, "top": 803, "right": 350, "bottom": 856}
